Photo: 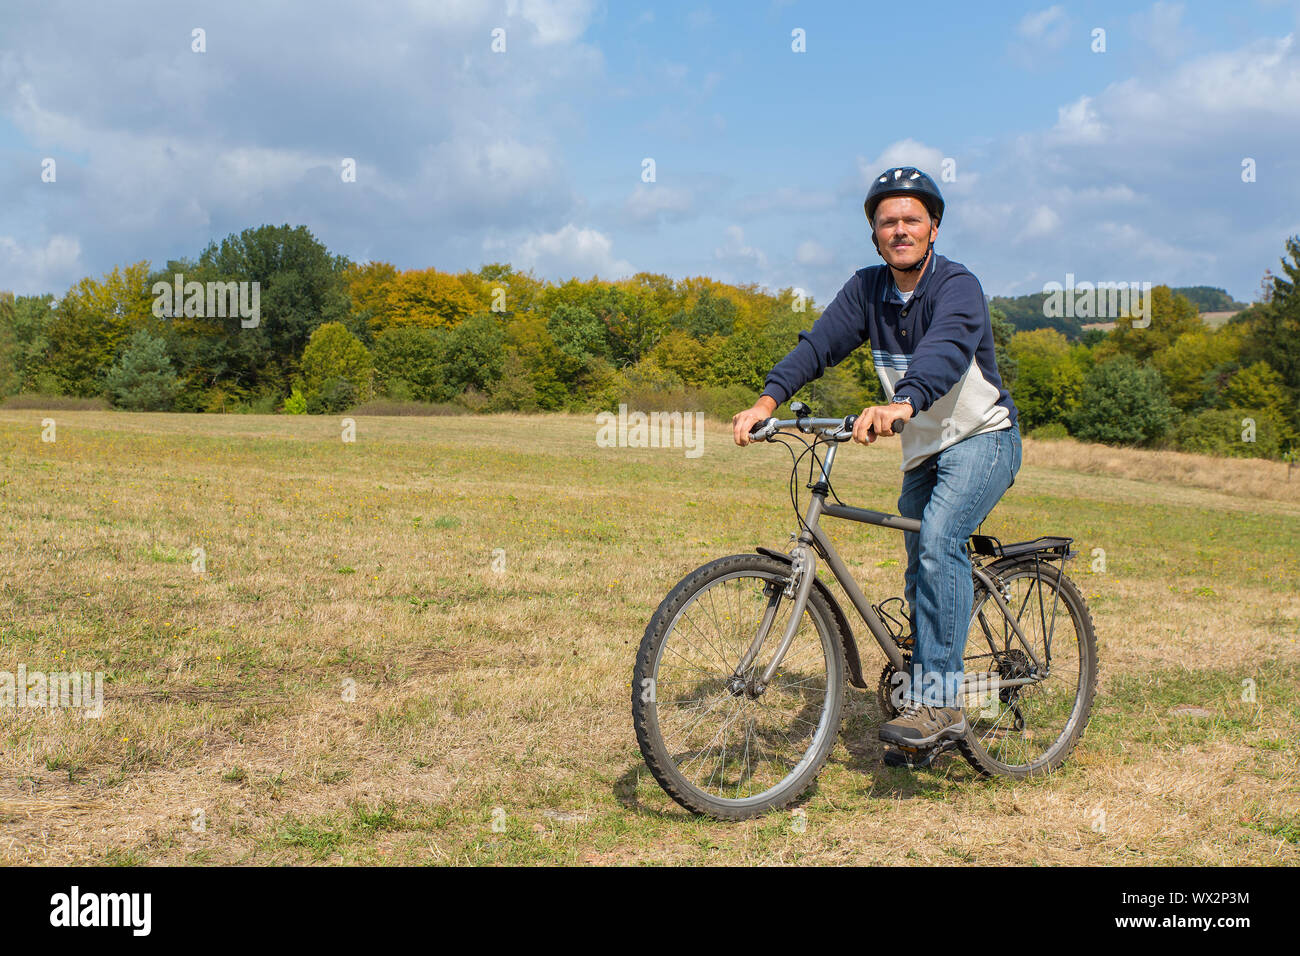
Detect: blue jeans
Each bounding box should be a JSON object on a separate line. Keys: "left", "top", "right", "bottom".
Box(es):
{"left": 897, "top": 424, "right": 1022, "bottom": 708}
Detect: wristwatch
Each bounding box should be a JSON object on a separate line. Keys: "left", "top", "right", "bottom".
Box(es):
{"left": 891, "top": 395, "right": 915, "bottom": 412}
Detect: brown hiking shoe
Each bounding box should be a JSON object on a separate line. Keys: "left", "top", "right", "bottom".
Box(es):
{"left": 879, "top": 701, "right": 967, "bottom": 748}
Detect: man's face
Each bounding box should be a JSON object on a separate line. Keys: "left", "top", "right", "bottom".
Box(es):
{"left": 872, "top": 196, "right": 937, "bottom": 270}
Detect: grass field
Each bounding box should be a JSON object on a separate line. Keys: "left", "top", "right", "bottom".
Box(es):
{"left": 0, "top": 409, "right": 1297, "bottom": 865}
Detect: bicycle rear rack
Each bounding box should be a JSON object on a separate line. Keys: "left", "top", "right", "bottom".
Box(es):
{"left": 968, "top": 534, "right": 1076, "bottom": 562}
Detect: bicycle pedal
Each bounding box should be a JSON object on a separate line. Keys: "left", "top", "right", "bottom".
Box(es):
{"left": 882, "top": 742, "right": 953, "bottom": 770}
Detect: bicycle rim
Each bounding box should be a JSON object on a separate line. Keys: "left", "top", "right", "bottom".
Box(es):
{"left": 960, "top": 564, "right": 1091, "bottom": 773}
{"left": 646, "top": 568, "right": 839, "bottom": 811}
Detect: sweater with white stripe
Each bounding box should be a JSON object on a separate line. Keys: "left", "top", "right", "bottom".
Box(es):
{"left": 761, "top": 252, "right": 1018, "bottom": 472}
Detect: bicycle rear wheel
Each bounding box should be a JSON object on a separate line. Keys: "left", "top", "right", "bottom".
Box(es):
{"left": 956, "top": 560, "right": 1098, "bottom": 778}
{"left": 632, "top": 554, "right": 846, "bottom": 820}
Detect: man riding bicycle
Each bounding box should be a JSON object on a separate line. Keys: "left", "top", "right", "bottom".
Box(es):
{"left": 732, "top": 166, "right": 1021, "bottom": 754}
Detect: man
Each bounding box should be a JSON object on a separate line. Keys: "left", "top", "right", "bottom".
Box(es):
{"left": 731, "top": 166, "right": 1021, "bottom": 753}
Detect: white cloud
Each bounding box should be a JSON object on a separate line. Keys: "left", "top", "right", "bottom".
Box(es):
{"left": 1105, "top": 33, "right": 1300, "bottom": 128}
{"left": 735, "top": 186, "right": 837, "bottom": 218}
{"left": 0, "top": 234, "right": 82, "bottom": 295}
{"left": 1022, "top": 205, "right": 1061, "bottom": 239}
{"left": 513, "top": 224, "right": 635, "bottom": 280}
{"left": 1017, "top": 5, "right": 1068, "bottom": 42}
{"left": 622, "top": 184, "right": 697, "bottom": 224}
{"left": 506, "top": 0, "right": 598, "bottom": 45}
{"left": 794, "top": 239, "right": 833, "bottom": 267}
{"left": 1132, "top": 2, "right": 1192, "bottom": 61}
{"left": 858, "top": 140, "right": 948, "bottom": 189}
{"left": 1052, "top": 95, "right": 1106, "bottom": 143}
{"left": 714, "top": 225, "right": 768, "bottom": 272}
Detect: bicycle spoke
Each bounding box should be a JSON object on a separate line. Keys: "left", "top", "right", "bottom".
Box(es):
{"left": 963, "top": 565, "right": 1089, "bottom": 773}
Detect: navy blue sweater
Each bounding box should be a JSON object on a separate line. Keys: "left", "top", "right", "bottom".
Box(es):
{"left": 761, "top": 252, "right": 1018, "bottom": 471}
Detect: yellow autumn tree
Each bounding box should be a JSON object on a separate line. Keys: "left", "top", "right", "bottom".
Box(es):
{"left": 378, "top": 267, "right": 481, "bottom": 330}
{"left": 343, "top": 260, "right": 399, "bottom": 328}
{"left": 46, "top": 261, "right": 156, "bottom": 396}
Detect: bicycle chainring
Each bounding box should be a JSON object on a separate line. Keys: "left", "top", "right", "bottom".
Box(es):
{"left": 876, "top": 660, "right": 910, "bottom": 720}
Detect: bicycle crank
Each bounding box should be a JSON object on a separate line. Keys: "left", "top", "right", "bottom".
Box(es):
{"left": 883, "top": 739, "right": 958, "bottom": 769}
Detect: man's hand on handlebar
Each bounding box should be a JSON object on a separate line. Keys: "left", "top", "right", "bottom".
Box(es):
{"left": 852, "top": 402, "right": 913, "bottom": 445}
{"left": 732, "top": 396, "right": 778, "bottom": 446}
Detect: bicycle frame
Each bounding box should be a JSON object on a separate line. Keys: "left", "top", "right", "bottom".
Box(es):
{"left": 743, "top": 436, "right": 1044, "bottom": 698}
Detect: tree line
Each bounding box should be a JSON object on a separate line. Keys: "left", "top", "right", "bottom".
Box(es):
{"left": 1, "top": 224, "right": 1296, "bottom": 460}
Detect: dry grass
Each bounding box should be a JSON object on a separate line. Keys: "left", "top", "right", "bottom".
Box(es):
{"left": 0, "top": 409, "right": 1295, "bottom": 865}
{"left": 1024, "top": 435, "right": 1297, "bottom": 503}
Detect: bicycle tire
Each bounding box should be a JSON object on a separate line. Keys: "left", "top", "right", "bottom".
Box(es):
{"left": 956, "top": 559, "right": 1098, "bottom": 778}
{"left": 632, "top": 553, "right": 846, "bottom": 820}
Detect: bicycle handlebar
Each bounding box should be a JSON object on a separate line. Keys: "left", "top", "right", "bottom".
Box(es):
{"left": 748, "top": 413, "right": 904, "bottom": 443}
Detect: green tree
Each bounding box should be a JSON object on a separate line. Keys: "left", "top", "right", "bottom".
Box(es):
{"left": 191, "top": 224, "right": 353, "bottom": 394}
{"left": 990, "top": 306, "right": 1018, "bottom": 391}
{"left": 443, "top": 314, "right": 505, "bottom": 394}
{"left": 45, "top": 262, "right": 155, "bottom": 396}
{"left": 673, "top": 286, "right": 738, "bottom": 341}
{"left": 547, "top": 303, "right": 608, "bottom": 367}
{"left": 707, "top": 331, "right": 773, "bottom": 392}
{"left": 1152, "top": 329, "right": 1225, "bottom": 411}
{"left": 651, "top": 329, "right": 711, "bottom": 387}
{"left": 0, "top": 292, "right": 20, "bottom": 396}
{"left": 1008, "top": 328, "right": 1085, "bottom": 430}
{"left": 1097, "top": 285, "right": 1202, "bottom": 365}
{"left": 104, "top": 329, "right": 180, "bottom": 411}
{"left": 372, "top": 326, "right": 450, "bottom": 402}
{"left": 487, "top": 347, "right": 540, "bottom": 411}
{"left": 1067, "top": 355, "right": 1176, "bottom": 445}
{"left": 1239, "top": 236, "right": 1300, "bottom": 433}
{"left": 6, "top": 294, "right": 58, "bottom": 392}
{"left": 298, "top": 322, "right": 374, "bottom": 408}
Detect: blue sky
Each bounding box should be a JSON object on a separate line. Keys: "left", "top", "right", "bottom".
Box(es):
{"left": 2, "top": 0, "right": 1299, "bottom": 307}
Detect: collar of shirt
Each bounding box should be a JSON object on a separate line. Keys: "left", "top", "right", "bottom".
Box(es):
{"left": 882, "top": 251, "right": 936, "bottom": 305}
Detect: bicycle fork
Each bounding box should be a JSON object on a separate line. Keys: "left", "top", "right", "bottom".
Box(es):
{"left": 731, "top": 539, "right": 819, "bottom": 697}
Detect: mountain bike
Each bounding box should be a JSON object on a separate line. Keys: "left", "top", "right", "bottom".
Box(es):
{"left": 631, "top": 404, "right": 1098, "bottom": 820}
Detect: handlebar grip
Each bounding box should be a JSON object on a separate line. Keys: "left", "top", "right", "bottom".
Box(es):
{"left": 843, "top": 414, "right": 906, "bottom": 437}
{"left": 749, "top": 417, "right": 774, "bottom": 439}
{"left": 865, "top": 417, "right": 905, "bottom": 437}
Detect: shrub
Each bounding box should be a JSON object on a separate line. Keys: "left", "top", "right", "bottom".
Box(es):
{"left": 372, "top": 327, "right": 449, "bottom": 402}
{"left": 282, "top": 388, "right": 308, "bottom": 414}
{"left": 1029, "top": 421, "right": 1071, "bottom": 440}
{"left": 104, "top": 330, "right": 179, "bottom": 411}
{"left": 486, "top": 348, "right": 539, "bottom": 412}
{"left": 1170, "top": 407, "right": 1288, "bottom": 459}
{"left": 300, "top": 322, "right": 374, "bottom": 404}
{"left": 346, "top": 400, "right": 467, "bottom": 416}
{"left": 1, "top": 393, "right": 110, "bottom": 410}
{"left": 305, "top": 376, "right": 358, "bottom": 414}
{"left": 454, "top": 386, "right": 490, "bottom": 413}
{"left": 1066, "top": 355, "right": 1176, "bottom": 446}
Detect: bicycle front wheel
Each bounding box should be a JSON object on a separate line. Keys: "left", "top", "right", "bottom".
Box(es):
{"left": 957, "top": 559, "right": 1098, "bottom": 778}
{"left": 632, "top": 554, "right": 846, "bottom": 820}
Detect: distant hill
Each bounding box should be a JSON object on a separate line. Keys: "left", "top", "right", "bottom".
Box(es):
{"left": 987, "top": 285, "right": 1247, "bottom": 340}
{"left": 1172, "top": 286, "right": 1249, "bottom": 313}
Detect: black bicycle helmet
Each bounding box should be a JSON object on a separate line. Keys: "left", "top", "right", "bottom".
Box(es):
{"left": 864, "top": 166, "right": 945, "bottom": 225}
{"left": 864, "top": 166, "right": 944, "bottom": 272}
